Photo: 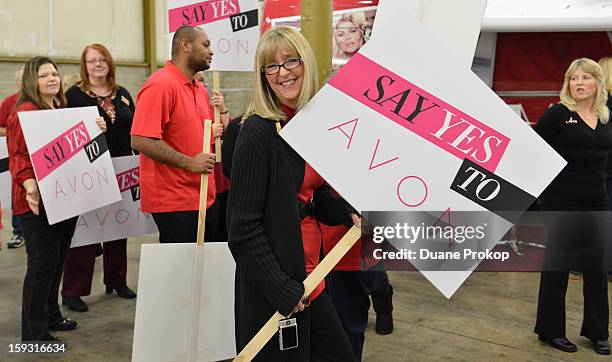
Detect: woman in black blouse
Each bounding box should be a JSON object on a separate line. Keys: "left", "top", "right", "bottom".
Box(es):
{"left": 61, "top": 44, "right": 137, "bottom": 313}
{"left": 227, "top": 27, "right": 356, "bottom": 361}
{"left": 534, "top": 58, "right": 611, "bottom": 355}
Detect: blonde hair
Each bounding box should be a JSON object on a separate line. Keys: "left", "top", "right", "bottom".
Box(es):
{"left": 598, "top": 56, "right": 612, "bottom": 94}
{"left": 242, "top": 27, "right": 319, "bottom": 122}
{"left": 559, "top": 58, "right": 609, "bottom": 124}
{"left": 333, "top": 13, "right": 366, "bottom": 58}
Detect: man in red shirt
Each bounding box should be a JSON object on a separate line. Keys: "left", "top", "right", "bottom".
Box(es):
{"left": 0, "top": 66, "right": 23, "bottom": 136}
{"left": 0, "top": 65, "right": 25, "bottom": 249}
{"left": 131, "top": 26, "right": 217, "bottom": 243}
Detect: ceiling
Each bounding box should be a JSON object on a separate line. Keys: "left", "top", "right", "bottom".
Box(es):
{"left": 482, "top": 0, "right": 612, "bottom": 31}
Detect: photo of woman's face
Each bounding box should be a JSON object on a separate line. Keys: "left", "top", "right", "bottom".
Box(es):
{"left": 334, "top": 20, "right": 364, "bottom": 55}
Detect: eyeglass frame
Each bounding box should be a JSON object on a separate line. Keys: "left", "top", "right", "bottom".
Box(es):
{"left": 261, "top": 58, "right": 303, "bottom": 75}
{"left": 85, "top": 58, "right": 107, "bottom": 65}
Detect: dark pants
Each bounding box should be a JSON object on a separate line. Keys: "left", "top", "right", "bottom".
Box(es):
{"left": 19, "top": 211, "right": 77, "bottom": 341}
{"left": 607, "top": 178, "right": 612, "bottom": 273}
{"left": 309, "top": 292, "right": 356, "bottom": 362}
{"left": 326, "top": 271, "right": 392, "bottom": 361}
{"left": 535, "top": 210, "right": 609, "bottom": 340}
{"left": 151, "top": 201, "right": 218, "bottom": 243}
{"left": 62, "top": 239, "right": 127, "bottom": 297}
{"left": 212, "top": 191, "right": 228, "bottom": 242}
{"left": 535, "top": 271, "right": 609, "bottom": 339}
{"left": 12, "top": 214, "right": 22, "bottom": 237}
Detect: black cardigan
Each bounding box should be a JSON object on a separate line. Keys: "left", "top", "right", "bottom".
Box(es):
{"left": 227, "top": 114, "right": 353, "bottom": 361}
{"left": 65, "top": 84, "right": 135, "bottom": 157}
{"left": 535, "top": 103, "right": 612, "bottom": 210}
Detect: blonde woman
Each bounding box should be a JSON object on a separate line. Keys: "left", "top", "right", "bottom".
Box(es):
{"left": 534, "top": 58, "right": 611, "bottom": 355}
{"left": 227, "top": 27, "right": 356, "bottom": 361}
{"left": 333, "top": 13, "right": 366, "bottom": 59}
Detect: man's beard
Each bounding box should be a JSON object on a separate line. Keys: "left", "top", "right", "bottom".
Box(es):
{"left": 188, "top": 55, "right": 210, "bottom": 73}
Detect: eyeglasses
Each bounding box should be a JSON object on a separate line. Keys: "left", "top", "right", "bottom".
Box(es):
{"left": 85, "top": 58, "right": 107, "bottom": 65}
{"left": 261, "top": 58, "right": 302, "bottom": 75}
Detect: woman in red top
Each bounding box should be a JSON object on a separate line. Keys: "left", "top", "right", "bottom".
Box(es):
{"left": 7, "top": 56, "right": 105, "bottom": 342}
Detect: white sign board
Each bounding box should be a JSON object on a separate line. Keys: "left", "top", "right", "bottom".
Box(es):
{"left": 0, "top": 138, "right": 10, "bottom": 208}
{"left": 71, "top": 156, "right": 157, "bottom": 248}
{"left": 373, "top": 0, "right": 487, "bottom": 68}
{"left": 167, "top": 0, "right": 259, "bottom": 72}
{"left": 18, "top": 107, "right": 121, "bottom": 225}
{"left": 281, "top": 12, "right": 565, "bottom": 297}
{"left": 132, "top": 243, "right": 236, "bottom": 362}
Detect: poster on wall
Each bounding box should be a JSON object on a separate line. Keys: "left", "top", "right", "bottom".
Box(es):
{"left": 0, "top": 138, "right": 10, "bottom": 208}
{"left": 18, "top": 106, "right": 121, "bottom": 225}
{"left": 280, "top": 12, "right": 566, "bottom": 297}
{"left": 271, "top": 5, "right": 377, "bottom": 72}
{"left": 71, "top": 155, "right": 157, "bottom": 248}
{"left": 166, "top": 0, "right": 260, "bottom": 72}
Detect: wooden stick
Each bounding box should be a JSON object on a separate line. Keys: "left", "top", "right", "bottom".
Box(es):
{"left": 196, "top": 119, "right": 213, "bottom": 247}
{"left": 233, "top": 225, "right": 361, "bottom": 362}
{"left": 186, "top": 119, "right": 213, "bottom": 362}
{"left": 213, "top": 71, "right": 222, "bottom": 163}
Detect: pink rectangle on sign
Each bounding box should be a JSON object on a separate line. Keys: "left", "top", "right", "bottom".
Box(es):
{"left": 168, "top": 0, "right": 241, "bottom": 33}
{"left": 30, "top": 121, "right": 91, "bottom": 181}
{"left": 328, "top": 53, "right": 510, "bottom": 172}
{"left": 116, "top": 167, "right": 139, "bottom": 193}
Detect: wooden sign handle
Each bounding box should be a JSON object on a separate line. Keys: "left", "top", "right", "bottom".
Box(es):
{"left": 213, "top": 71, "right": 222, "bottom": 163}
{"left": 233, "top": 225, "right": 361, "bottom": 362}
{"left": 196, "top": 119, "right": 213, "bottom": 246}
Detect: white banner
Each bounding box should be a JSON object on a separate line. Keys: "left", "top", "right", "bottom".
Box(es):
{"left": 18, "top": 106, "right": 121, "bottom": 225}
{"left": 0, "top": 137, "right": 10, "bottom": 208}
{"left": 166, "top": 0, "right": 259, "bottom": 72}
{"left": 132, "top": 243, "right": 236, "bottom": 362}
{"left": 71, "top": 155, "right": 158, "bottom": 248}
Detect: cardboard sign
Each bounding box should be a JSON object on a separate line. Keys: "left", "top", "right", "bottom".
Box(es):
{"left": 71, "top": 156, "right": 158, "bottom": 248}
{"left": 167, "top": 0, "right": 259, "bottom": 72}
{"left": 132, "top": 243, "right": 236, "bottom": 362}
{"left": 280, "top": 11, "right": 566, "bottom": 297}
{"left": 372, "top": 0, "right": 486, "bottom": 68}
{"left": 0, "top": 138, "right": 10, "bottom": 208}
{"left": 18, "top": 106, "right": 121, "bottom": 225}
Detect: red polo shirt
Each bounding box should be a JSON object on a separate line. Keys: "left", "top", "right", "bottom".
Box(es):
{"left": 7, "top": 102, "right": 38, "bottom": 215}
{"left": 131, "top": 61, "right": 215, "bottom": 212}
{"left": 210, "top": 104, "right": 230, "bottom": 194}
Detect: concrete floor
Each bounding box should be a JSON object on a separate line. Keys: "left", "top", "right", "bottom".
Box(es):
{"left": 1, "top": 209, "right": 611, "bottom": 361}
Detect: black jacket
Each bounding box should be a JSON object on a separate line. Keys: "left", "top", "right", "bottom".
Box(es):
{"left": 227, "top": 114, "right": 351, "bottom": 361}
{"left": 65, "top": 84, "right": 135, "bottom": 157}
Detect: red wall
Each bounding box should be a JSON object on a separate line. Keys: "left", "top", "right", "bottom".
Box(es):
{"left": 493, "top": 32, "right": 612, "bottom": 123}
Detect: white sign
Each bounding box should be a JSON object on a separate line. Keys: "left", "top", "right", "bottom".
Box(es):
{"left": 132, "top": 243, "right": 236, "bottom": 362}
{"left": 167, "top": 0, "right": 259, "bottom": 72}
{"left": 0, "top": 138, "right": 10, "bottom": 208}
{"left": 18, "top": 107, "right": 121, "bottom": 225}
{"left": 71, "top": 156, "right": 157, "bottom": 248}
{"left": 281, "top": 12, "right": 565, "bottom": 297}
{"left": 373, "top": 0, "right": 486, "bottom": 68}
